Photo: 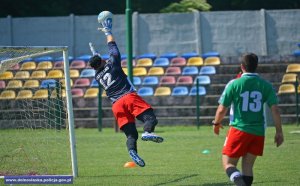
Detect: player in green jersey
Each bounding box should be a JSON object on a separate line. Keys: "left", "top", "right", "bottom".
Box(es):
{"left": 212, "top": 53, "right": 284, "bottom": 186}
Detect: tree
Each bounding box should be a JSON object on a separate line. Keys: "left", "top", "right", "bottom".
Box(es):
{"left": 160, "top": 0, "right": 212, "bottom": 13}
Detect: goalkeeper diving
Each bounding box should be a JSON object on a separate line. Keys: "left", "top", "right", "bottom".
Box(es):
{"left": 88, "top": 11, "right": 164, "bottom": 167}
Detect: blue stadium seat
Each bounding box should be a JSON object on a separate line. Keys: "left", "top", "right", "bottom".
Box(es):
{"left": 101, "top": 54, "right": 110, "bottom": 60}
{"left": 138, "top": 87, "right": 154, "bottom": 96}
{"left": 182, "top": 66, "right": 199, "bottom": 75}
{"left": 171, "top": 86, "right": 189, "bottom": 96}
{"left": 202, "top": 51, "right": 220, "bottom": 59}
{"left": 40, "top": 79, "right": 58, "bottom": 88}
{"left": 20, "top": 58, "right": 34, "bottom": 63}
{"left": 142, "top": 76, "right": 159, "bottom": 85}
{"left": 189, "top": 86, "right": 206, "bottom": 96}
{"left": 160, "top": 52, "right": 177, "bottom": 60}
{"left": 35, "top": 56, "right": 53, "bottom": 62}
{"left": 153, "top": 58, "right": 169, "bottom": 66}
{"left": 138, "top": 53, "right": 156, "bottom": 60}
{"left": 194, "top": 75, "right": 211, "bottom": 85}
{"left": 90, "top": 79, "right": 99, "bottom": 87}
{"left": 298, "top": 43, "right": 300, "bottom": 48}
{"left": 80, "top": 69, "right": 96, "bottom": 78}
{"left": 181, "top": 52, "right": 199, "bottom": 59}
{"left": 54, "top": 56, "right": 74, "bottom": 62}
{"left": 294, "top": 50, "right": 300, "bottom": 57}
{"left": 199, "top": 66, "right": 216, "bottom": 75}
{"left": 76, "top": 54, "right": 92, "bottom": 61}
{"left": 133, "top": 77, "right": 142, "bottom": 85}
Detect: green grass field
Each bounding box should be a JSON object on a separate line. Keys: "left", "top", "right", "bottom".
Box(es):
{"left": 1, "top": 125, "right": 300, "bottom": 185}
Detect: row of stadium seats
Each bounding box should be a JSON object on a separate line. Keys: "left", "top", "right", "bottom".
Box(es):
{"left": 0, "top": 66, "right": 217, "bottom": 80}
{"left": 0, "top": 85, "right": 207, "bottom": 100}
{"left": 278, "top": 63, "right": 300, "bottom": 94}
{"left": 0, "top": 75, "right": 212, "bottom": 89}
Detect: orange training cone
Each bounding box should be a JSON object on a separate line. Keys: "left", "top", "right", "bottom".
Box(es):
{"left": 124, "top": 161, "right": 136, "bottom": 168}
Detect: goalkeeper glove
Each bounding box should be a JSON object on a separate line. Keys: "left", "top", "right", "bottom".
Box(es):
{"left": 212, "top": 121, "right": 223, "bottom": 135}
{"left": 98, "top": 18, "right": 112, "bottom": 36}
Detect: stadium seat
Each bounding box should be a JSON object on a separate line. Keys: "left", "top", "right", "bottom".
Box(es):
{"left": 31, "top": 70, "right": 47, "bottom": 79}
{"left": 90, "top": 79, "right": 99, "bottom": 87}
{"left": 142, "top": 76, "right": 159, "bottom": 85}
{"left": 54, "top": 56, "right": 73, "bottom": 62}
{"left": 138, "top": 53, "right": 156, "bottom": 61}
{"left": 80, "top": 69, "right": 95, "bottom": 78}
{"left": 16, "top": 90, "right": 33, "bottom": 99}
{"left": 159, "top": 76, "right": 176, "bottom": 85}
{"left": 181, "top": 52, "right": 199, "bottom": 59}
{"left": 70, "top": 69, "right": 80, "bottom": 78}
{"left": 194, "top": 75, "right": 211, "bottom": 85}
{"left": 59, "top": 79, "right": 73, "bottom": 87}
{"left": 121, "top": 59, "right": 136, "bottom": 67}
{"left": 70, "top": 60, "right": 86, "bottom": 69}
{"left": 133, "top": 77, "right": 142, "bottom": 85}
{"left": 160, "top": 52, "right": 177, "bottom": 60}
{"left": 122, "top": 68, "right": 128, "bottom": 75}
{"left": 35, "top": 56, "right": 53, "bottom": 62}
{"left": 187, "top": 57, "right": 203, "bottom": 66}
{"left": 165, "top": 66, "right": 181, "bottom": 75}
{"left": 170, "top": 57, "right": 186, "bottom": 66}
{"left": 0, "top": 90, "right": 16, "bottom": 100}
{"left": 286, "top": 64, "right": 300, "bottom": 73}
{"left": 182, "top": 66, "right": 199, "bottom": 75}
{"left": 202, "top": 51, "right": 220, "bottom": 58}
{"left": 189, "top": 86, "right": 206, "bottom": 96}
{"left": 20, "top": 58, "right": 34, "bottom": 63}
{"left": 36, "top": 61, "right": 53, "bottom": 70}
{"left": 136, "top": 58, "right": 153, "bottom": 67}
{"left": 20, "top": 61, "right": 36, "bottom": 70}
{"left": 176, "top": 76, "right": 193, "bottom": 85}
{"left": 204, "top": 57, "right": 221, "bottom": 66}
{"left": 40, "top": 79, "right": 58, "bottom": 88}
{"left": 148, "top": 67, "right": 164, "bottom": 75}
{"left": 24, "top": 80, "right": 39, "bottom": 88}
{"left": 6, "top": 80, "right": 23, "bottom": 89}
{"left": 154, "top": 87, "right": 171, "bottom": 96}
{"left": 53, "top": 61, "right": 64, "bottom": 69}
{"left": 9, "top": 64, "right": 20, "bottom": 70}
{"left": 75, "top": 54, "right": 92, "bottom": 61}
{"left": 199, "top": 66, "right": 216, "bottom": 75}
{"left": 14, "top": 71, "right": 30, "bottom": 79}
{"left": 281, "top": 73, "right": 297, "bottom": 83}
{"left": 47, "top": 69, "right": 64, "bottom": 78}
{"left": 0, "top": 80, "right": 6, "bottom": 89}
{"left": 171, "top": 86, "right": 189, "bottom": 96}
{"left": 153, "top": 58, "right": 169, "bottom": 67}
{"left": 0, "top": 71, "right": 14, "bottom": 80}
{"left": 33, "top": 89, "right": 49, "bottom": 99}
{"left": 137, "top": 87, "right": 154, "bottom": 96}
{"left": 294, "top": 50, "right": 300, "bottom": 57}
{"left": 101, "top": 54, "right": 110, "bottom": 60}
{"left": 84, "top": 88, "right": 99, "bottom": 98}
{"left": 133, "top": 67, "right": 147, "bottom": 76}
{"left": 74, "top": 78, "right": 90, "bottom": 87}
{"left": 71, "top": 88, "right": 84, "bottom": 98}
{"left": 278, "top": 84, "right": 295, "bottom": 94}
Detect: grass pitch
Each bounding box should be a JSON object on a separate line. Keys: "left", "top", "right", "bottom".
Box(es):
{"left": 1, "top": 125, "right": 300, "bottom": 185}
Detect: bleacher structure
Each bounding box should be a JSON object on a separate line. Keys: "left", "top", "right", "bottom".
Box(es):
{"left": 1, "top": 50, "right": 300, "bottom": 128}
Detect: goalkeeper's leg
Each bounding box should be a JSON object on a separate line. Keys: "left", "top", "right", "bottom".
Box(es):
{"left": 121, "top": 123, "right": 145, "bottom": 167}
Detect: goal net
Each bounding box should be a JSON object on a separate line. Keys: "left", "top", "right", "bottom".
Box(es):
{"left": 0, "top": 46, "right": 77, "bottom": 179}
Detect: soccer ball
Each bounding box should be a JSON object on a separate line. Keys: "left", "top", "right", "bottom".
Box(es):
{"left": 97, "top": 11, "right": 113, "bottom": 24}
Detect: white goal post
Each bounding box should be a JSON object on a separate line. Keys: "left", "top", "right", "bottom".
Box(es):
{"left": 0, "top": 46, "right": 78, "bottom": 178}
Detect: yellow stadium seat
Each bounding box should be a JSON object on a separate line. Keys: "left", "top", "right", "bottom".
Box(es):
{"left": 0, "top": 71, "right": 14, "bottom": 80}
{"left": 148, "top": 67, "right": 164, "bottom": 75}
{"left": 278, "top": 84, "right": 295, "bottom": 94}
{"left": 36, "top": 61, "right": 53, "bottom": 70}
{"left": 102, "top": 90, "right": 107, "bottom": 97}
{"left": 154, "top": 87, "right": 171, "bottom": 96}
{"left": 33, "top": 89, "right": 49, "bottom": 99}
{"left": 133, "top": 67, "right": 147, "bottom": 76}
{"left": 70, "top": 69, "right": 80, "bottom": 78}
{"left": 47, "top": 70, "right": 64, "bottom": 78}
{"left": 59, "top": 79, "right": 73, "bottom": 87}
{"left": 6, "top": 80, "right": 23, "bottom": 89}
{"left": 16, "top": 90, "right": 33, "bottom": 99}
{"left": 0, "top": 90, "right": 16, "bottom": 100}
{"left": 51, "top": 89, "right": 66, "bottom": 98}
{"left": 24, "top": 80, "right": 40, "bottom": 88}
{"left": 281, "top": 73, "right": 297, "bottom": 83}
{"left": 84, "top": 88, "right": 99, "bottom": 98}
{"left": 204, "top": 57, "right": 221, "bottom": 66}
{"left": 14, "top": 71, "right": 30, "bottom": 79}
{"left": 122, "top": 68, "right": 128, "bottom": 75}
{"left": 187, "top": 57, "right": 203, "bottom": 66}
{"left": 20, "top": 61, "right": 36, "bottom": 70}
{"left": 286, "top": 64, "right": 300, "bottom": 73}
{"left": 136, "top": 58, "right": 153, "bottom": 67}
{"left": 31, "top": 70, "right": 46, "bottom": 79}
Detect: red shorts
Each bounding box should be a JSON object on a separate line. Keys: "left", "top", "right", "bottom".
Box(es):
{"left": 112, "top": 92, "right": 152, "bottom": 129}
{"left": 222, "top": 127, "right": 265, "bottom": 158}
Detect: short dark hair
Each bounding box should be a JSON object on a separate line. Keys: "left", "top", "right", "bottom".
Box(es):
{"left": 89, "top": 55, "right": 104, "bottom": 70}
{"left": 240, "top": 53, "right": 258, "bottom": 73}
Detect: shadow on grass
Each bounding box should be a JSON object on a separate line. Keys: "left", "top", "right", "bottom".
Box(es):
{"left": 153, "top": 174, "right": 198, "bottom": 186}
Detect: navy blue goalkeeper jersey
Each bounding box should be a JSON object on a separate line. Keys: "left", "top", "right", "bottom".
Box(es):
{"left": 94, "top": 41, "right": 135, "bottom": 103}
